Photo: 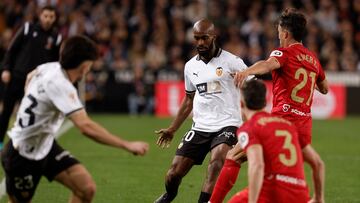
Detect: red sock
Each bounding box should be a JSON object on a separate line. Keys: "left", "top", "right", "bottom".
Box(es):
{"left": 210, "top": 159, "right": 241, "bottom": 203}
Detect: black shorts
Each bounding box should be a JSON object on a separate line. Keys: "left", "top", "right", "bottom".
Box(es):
{"left": 175, "top": 126, "right": 238, "bottom": 165}
{"left": 1, "top": 140, "right": 80, "bottom": 202}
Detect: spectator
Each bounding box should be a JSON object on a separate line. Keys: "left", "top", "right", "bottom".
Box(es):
{"left": 0, "top": 0, "right": 358, "bottom": 114}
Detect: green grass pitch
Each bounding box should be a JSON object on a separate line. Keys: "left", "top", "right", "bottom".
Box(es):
{"left": 1, "top": 115, "right": 359, "bottom": 202}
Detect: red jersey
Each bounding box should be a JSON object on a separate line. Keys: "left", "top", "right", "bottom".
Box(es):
{"left": 237, "top": 112, "right": 305, "bottom": 182}
{"left": 269, "top": 43, "right": 326, "bottom": 115}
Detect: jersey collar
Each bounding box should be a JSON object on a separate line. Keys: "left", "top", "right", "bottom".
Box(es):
{"left": 196, "top": 48, "right": 222, "bottom": 61}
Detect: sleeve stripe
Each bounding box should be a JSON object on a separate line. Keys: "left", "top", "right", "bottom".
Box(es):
{"left": 24, "top": 22, "right": 30, "bottom": 35}
{"left": 65, "top": 107, "right": 84, "bottom": 116}
{"left": 185, "top": 90, "right": 195, "bottom": 94}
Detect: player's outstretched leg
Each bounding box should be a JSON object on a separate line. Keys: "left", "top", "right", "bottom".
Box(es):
{"left": 155, "top": 156, "right": 194, "bottom": 203}
{"left": 302, "top": 145, "right": 325, "bottom": 203}
{"left": 55, "top": 164, "right": 96, "bottom": 203}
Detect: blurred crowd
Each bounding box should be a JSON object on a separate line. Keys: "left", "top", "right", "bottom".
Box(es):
{"left": 0, "top": 0, "right": 359, "bottom": 114}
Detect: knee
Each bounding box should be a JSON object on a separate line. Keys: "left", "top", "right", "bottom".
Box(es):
{"left": 315, "top": 157, "right": 325, "bottom": 170}
{"left": 78, "top": 181, "right": 96, "bottom": 202}
{"left": 166, "top": 165, "right": 183, "bottom": 183}
{"left": 208, "top": 159, "right": 224, "bottom": 175}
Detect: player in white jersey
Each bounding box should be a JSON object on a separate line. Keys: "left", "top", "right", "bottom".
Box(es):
{"left": 155, "top": 19, "right": 248, "bottom": 203}
{"left": 1, "top": 35, "right": 149, "bottom": 203}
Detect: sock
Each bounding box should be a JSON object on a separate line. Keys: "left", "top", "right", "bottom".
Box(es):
{"left": 198, "top": 191, "right": 211, "bottom": 203}
{"left": 209, "top": 159, "right": 241, "bottom": 203}
{"left": 163, "top": 177, "right": 181, "bottom": 202}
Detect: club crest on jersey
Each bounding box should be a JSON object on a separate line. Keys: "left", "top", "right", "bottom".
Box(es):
{"left": 270, "top": 50, "right": 283, "bottom": 57}
{"left": 216, "top": 67, "right": 223, "bottom": 76}
{"left": 238, "top": 132, "right": 249, "bottom": 148}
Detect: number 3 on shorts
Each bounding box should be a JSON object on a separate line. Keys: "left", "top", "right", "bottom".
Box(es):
{"left": 184, "top": 131, "right": 195, "bottom": 142}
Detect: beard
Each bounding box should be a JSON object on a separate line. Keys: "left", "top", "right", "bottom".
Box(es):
{"left": 197, "top": 40, "right": 215, "bottom": 58}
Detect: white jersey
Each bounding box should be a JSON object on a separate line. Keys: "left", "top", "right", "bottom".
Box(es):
{"left": 8, "top": 62, "right": 83, "bottom": 160}
{"left": 184, "top": 49, "right": 248, "bottom": 132}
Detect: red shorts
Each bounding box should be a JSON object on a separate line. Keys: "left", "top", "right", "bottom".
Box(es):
{"left": 228, "top": 180, "right": 309, "bottom": 203}
{"left": 272, "top": 112, "right": 312, "bottom": 148}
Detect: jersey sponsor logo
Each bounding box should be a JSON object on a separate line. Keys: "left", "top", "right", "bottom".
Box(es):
{"left": 196, "top": 83, "right": 207, "bottom": 93}
{"left": 196, "top": 81, "right": 222, "bottom": 95}
{"left": 193, "top": 71, "right": 199, "bottom": 77}
{"left": 238, "top": 131, "right": 249, "bottom": 148}
{"left": 270, "top": 50, "right": 283, "bottom": 57}
{"left": 275, "top": 174, "right": 306, "bottom": 187}
{"left": 216, "top": 67, "right": 223, "bottom": 76}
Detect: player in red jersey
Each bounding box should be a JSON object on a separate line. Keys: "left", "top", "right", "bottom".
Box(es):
{"left": 212, "top": 79, "right": 309, "bottom": 203}
{"left": 234, "top": 8, "right": 328, "bottom": 203}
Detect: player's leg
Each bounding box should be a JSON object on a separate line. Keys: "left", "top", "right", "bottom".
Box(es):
{"left": 210, "top": 143, "right": 246, "bottom": 203}
{"left": 295, "top": 116, "right": 325, "bottom": 203}
{"left": 154, "top": 155, "right": 195, "bottom": 203}
{"left": 302, "top": 144, "right": 325, "bottom": 203}
{"left": 1, "top": 140, "right": 42, "bottom": 203}
{"left": 42, "top": 141, "right": 93, "bottom": 203}
{"left": 155, "top": 129, "right": 210, "bottom": 203}
{"left": 199, "top": 143, "right": 232, "bottom": 203}
{"left": 200, "top": 126, "right": 238, "bottom": 203}
{"left": 54, "top": 164, "right": 96, "bottom": 203}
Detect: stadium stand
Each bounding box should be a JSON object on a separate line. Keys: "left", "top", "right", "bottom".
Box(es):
{"left": 0, "top": 0, "right": 359, "bottom": 113}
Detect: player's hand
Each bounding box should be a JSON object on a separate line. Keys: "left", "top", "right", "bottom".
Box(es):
{"left": 127, "top": 141, "right": 149, "bottom": 156}
{"left": 1, "top": 70, "right": 11, "bottom": 84}
{"left": 155, "top": 128, "right": 175, "bottom": 148}
{"left": 234, "top": 71, "right": 248, "bottom": 88}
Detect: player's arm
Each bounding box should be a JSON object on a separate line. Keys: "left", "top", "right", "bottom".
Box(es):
{"left": 247, "top": 144, "right": 264, "bottom": 203}
{"left": 69, "top": 109, "right": 149, "bottom": 155}
{"left": 316, "top": 79, "right": 328, "bottom": 94}
{"left": 155, "top": 92, "right": 195, "bottom": 148}
{"left": 234, "top": 57, "right": 280, "bottom": 87}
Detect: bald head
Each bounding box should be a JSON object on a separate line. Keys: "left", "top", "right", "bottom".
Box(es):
{"left": 193, "top": 19, "right": 217, "bottom": 60}
{"left": 193, "top": 19, "right": 216, "bottom": 35}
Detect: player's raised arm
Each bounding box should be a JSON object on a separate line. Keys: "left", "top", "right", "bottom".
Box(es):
{"left": 155, "top": 92, "right": 194, "bottom": 148}
{"left": 69, "top": 109, "right": 149, "bottom": 156}
{"left": 234, "top": 57, "right": 280, "bottom": 88}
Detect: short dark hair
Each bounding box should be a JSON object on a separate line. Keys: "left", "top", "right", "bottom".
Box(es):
{"left": 41, "top": 5, "right": 56, "bottom": 13}
{"left": 60, "top": 35, "right": 98, "bottom": 70}
{"left": 278, "top": 8, "right": 307, "bottom": 42}
{"left": 241, "top": 79, "right": 267, "bottom": 110}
